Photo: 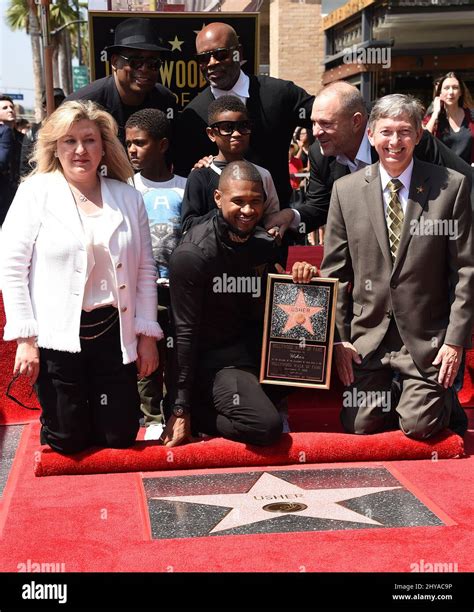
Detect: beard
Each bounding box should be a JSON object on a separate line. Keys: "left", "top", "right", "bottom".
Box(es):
{"left": 204, "top": 64, "right": 240, "bottom": 90}
{"left": 218, "top": 211, "right": 256, "bottom": 240}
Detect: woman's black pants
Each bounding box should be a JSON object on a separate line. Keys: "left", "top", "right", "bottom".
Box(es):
{"left": 35, "top": 307, "right": 140, "bottom": 455}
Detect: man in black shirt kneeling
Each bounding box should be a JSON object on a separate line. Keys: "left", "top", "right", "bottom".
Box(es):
{"left": 161, "top": 160, "right": 317, "bottom": 447}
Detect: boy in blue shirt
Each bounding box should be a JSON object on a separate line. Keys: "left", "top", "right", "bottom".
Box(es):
{"left": 126, "top": 109, "right": 186, "bottom": 440}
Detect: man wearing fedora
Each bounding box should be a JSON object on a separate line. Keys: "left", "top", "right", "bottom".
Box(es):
{"left": 66, "top": 18, "right": 176, "bottom": 144}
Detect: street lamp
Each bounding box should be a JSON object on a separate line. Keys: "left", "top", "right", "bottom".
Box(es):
{"left": 75, "top": 0, "right": 83, "bottom": 66}
{"left": 39, "top": 0, "right": 54, "bottom": 116}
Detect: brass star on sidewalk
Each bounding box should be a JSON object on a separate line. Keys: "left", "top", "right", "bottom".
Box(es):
{"left": 152, "top": 472, "right": 401, "bottom": 533}
{"left": 168, "top": 35, "right": 184, "bottom": 52}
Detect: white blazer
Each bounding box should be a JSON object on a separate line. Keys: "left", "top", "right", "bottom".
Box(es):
{"left": 0, "top": 171, "right": 163, "bottom": 364}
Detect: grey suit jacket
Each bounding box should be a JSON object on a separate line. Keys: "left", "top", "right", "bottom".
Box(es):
{"left": 321, "top": 159, "right": 474, "bottom": 371}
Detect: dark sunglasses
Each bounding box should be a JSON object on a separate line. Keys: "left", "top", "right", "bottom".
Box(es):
{"left": 117, "top": 54, "right": 162, "bottom": 71}
{"left": 195, "top": 46, "right": 239, "bottom": 65}
{"left": 210, "top": 120, "right": 252, "bottom": 136}
{"left": 5, "top": 372, "right": 39, "bottom": 411}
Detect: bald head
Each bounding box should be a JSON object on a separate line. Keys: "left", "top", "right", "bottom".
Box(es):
{"left": 195, "top": 22, "right": 241, "bottom": 90}
{"left": 316, "top": 82, "right": 367, "bottom": 117}
{"left": 311, "top": 81, "right": 368, "bottom": 159}
{"left": 196, "top": 23, "right": 239, "bottom": 50}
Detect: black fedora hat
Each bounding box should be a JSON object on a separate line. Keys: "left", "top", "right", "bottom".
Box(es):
{"left": 105, "top": 18, "right": 169, "bottom": 57}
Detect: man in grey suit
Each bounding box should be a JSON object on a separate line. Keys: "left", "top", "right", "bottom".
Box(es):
{"left": 321, "top": 94, "right": 474, "bottom": 439}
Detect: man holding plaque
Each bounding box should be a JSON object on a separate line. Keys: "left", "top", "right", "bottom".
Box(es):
{"left": 322, "top": 94, "right": 474, "bottom": 440}
{"left": 160, "top": 161, "right": 317, "bottom": 447}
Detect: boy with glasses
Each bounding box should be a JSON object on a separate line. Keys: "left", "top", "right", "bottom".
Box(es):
{"left": 66, "top": 18, "right": 177, "bottom": 145}
{"left": 181, "top": 95, "right": 279, "bottom": 233}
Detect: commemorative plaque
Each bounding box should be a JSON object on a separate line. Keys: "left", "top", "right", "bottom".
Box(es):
{"left": 260, "top": 275, "right": 338, "bottom": 389}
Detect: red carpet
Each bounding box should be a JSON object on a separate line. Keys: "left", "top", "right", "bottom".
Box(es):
{"left": 459, "top": 344, "right": 474, "bottom": 406}
{"left": 286, "top": 244, "right": 324, "bottom": 270}
{"left": 36, "top": 428, "right": 463, "bottom": 477}
{"left": 0, "top": 293, "right": 40, "bottom": 425}
{"left": 0, "top": 420, "right": 472, "bottom": 574}
{"left": 1, "top": 251, "right": 472, "bottom": 600}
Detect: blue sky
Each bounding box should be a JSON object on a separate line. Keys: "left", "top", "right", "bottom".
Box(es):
{"left": 0, "top": 0, "right": 35, "bottom": 111}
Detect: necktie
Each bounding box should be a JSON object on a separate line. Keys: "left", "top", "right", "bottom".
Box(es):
{"left": 386, "top": 179, "right": 404, "bottom": 262}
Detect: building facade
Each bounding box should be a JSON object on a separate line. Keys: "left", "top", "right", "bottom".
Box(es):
{"left": 322, "top": 0, "right": 474, "bottom": 105}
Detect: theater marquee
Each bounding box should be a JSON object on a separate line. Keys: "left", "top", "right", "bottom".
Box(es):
{"left": 88, "top": 12, "right": 259, "bottom": 110}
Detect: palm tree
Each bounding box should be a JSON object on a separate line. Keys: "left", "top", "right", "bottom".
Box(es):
{"left": 6, "top": 0, "right": 78, "bottom": 118}
{"left": 5, "top": 0, "right": 43, "bottom": 121}
{"left": 70, "top": 3, "right": 89, "bottom": 68}
{"left": 50, "top": 0, "right": 77, "bottom": 94}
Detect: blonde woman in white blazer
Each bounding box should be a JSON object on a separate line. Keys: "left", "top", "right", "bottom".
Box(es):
{"left": 1, "top": 100, "right": 163, "bottom": 454}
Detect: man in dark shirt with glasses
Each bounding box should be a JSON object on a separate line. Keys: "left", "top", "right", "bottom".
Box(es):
{"left": 66, "top": 17, "right": 177, "bottom": 144}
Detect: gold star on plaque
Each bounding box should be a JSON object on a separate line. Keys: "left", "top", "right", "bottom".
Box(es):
{"left": 416, "top": 186, "right": 424, "bottom": 194}
{"left": 277, "top": 288, "right": 323, "bottom": 335}
{"left": 168, "top": 35, "right": 184, "bottom": 52}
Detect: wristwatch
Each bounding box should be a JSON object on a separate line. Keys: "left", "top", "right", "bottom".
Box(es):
{"left": 172, "top": 404, "right": 188, "bottom": 418}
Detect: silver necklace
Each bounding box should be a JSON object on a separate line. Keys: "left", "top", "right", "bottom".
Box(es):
{"left": 70, "top": 185, "right": 89, "bottom": 203}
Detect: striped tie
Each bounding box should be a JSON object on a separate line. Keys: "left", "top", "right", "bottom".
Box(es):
{"left": 386, "top": 179, "right": 404, "bottom": 262}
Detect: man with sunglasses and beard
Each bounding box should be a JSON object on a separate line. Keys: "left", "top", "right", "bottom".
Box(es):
{"left": 161, "top": 160, "right": 317, "bottom": 448}
{"left": 174, "top": 22, "right": 314, "bottom": 210}
{"left": 66, "top": 18, "right": 177, "bottom": 145}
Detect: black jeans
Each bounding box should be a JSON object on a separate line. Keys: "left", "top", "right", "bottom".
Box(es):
{"left": 35, "top": 307, "right": 140, "bottom": 454}
{"left": 137, "top": 285, "right": 177, "bottom": 425}
{"left": 189, "top": 367, "right": 285, "bottom": 446}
